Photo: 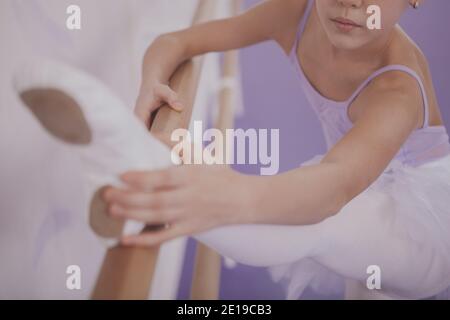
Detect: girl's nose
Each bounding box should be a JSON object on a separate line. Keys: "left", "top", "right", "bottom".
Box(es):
{"left": 337, "top": 0, "right": 363, "bottom": 9}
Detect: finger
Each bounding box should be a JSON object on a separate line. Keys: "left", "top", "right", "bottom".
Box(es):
{"left": 104, "top": 188, "right": 180, "bottom": 210}
{"left": 180, "top": 141, "right": 205, "bottom": 165}
{"left": 135, "top": 95, "right": 161, "bottom": 128}
{"left": 120, "top": 167, "right": 184, "bottom": 191}
{"left": 134, "top": 101, "right": 148, "bottom": 122}
{"left": 154, "top": 84, "right": 184, "bottom": 112}
{"left": 109, "top": 204, "right": 180, "bottom": 225}
{"left": 151, "top": 132, "right": 180, "bottom": 149}
{"left": 121, "top": 223, "right": 189, "bottom": 247}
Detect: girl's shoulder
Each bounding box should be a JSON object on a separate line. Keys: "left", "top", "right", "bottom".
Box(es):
{"left": 361, "top": 26, "right": 430, "bottom": 103}
{"left": 351, "top": 27, "right": 434, "bottom": 130}
{"left": 380, "top": 25, "right": 430, "bottom": 85}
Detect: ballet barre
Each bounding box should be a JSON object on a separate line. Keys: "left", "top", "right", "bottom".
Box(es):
{"left": 91, "top": 0, "right": 241, "bottom": 300}
{"left": 191, "top": 1, "right": 241, "bottom": 299}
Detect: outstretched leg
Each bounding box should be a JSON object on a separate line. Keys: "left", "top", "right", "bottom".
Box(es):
{"left": 315, "top": 190, "right": 450, "bottom": 299}
{"left": 193, "top": 189, "right": 450, "bottom": 299}
{"left": 194, "top": 222, "right": 326, "bottom": 267}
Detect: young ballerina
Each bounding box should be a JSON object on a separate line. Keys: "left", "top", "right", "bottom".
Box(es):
{"left": 102, "top": 0, "right": 450, "bottom": 298}
{"left": 16, "top": 0, "right": 450, "bottom": 299}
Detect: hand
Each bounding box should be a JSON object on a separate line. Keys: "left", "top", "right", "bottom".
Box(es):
{"left": 102, "top": 165, "right": 259, "bottom": 247}
{"left": 135, "top": 81, "right": 184, "bottom": 129}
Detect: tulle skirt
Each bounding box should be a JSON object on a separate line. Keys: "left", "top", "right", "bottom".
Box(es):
{"left": 268, "top": 153, "right": 450, "bottom": 299}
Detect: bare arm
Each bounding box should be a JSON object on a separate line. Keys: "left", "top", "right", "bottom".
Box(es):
{"left": 102, "top": 72, "right": 423, "bottom": 245}
{"left": 135, "top": 0, "right": 307, "bottom": 124}
{"left": 141, "top": 0, "right": 306, "bottom": 83}
{"left": 251, "top": 71, "right": 423, "bottom": 225}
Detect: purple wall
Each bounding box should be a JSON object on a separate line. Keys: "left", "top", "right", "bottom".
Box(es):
{"left": 178, "top": 0, "right": 450, "bottom": 299}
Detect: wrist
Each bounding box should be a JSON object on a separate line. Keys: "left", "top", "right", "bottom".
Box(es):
{"left": 142, "top": 35, "right": 184, "bottom": 88}
{"left": 140, "top": 73, "right": 164, "bottom": 92}
{"left": 141, "top": 57, "right": 167, "bottom": 90}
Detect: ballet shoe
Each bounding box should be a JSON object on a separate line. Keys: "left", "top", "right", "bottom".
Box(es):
{"left": 13, "top": 59, "right": 177, "bottom": 247}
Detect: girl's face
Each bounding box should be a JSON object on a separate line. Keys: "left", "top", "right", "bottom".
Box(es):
{"left": 315, "top": 0, "right": 411, "bottom": 50}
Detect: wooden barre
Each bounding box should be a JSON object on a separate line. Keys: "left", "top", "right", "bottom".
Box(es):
{"left": 190, "top": 0, "right": 242, "bottom": 300}
{"left": 189, "top": 49, "right": 240, "bottom": 301}
{"left": 91, "top": 0, "right": 219, "bottom": 300}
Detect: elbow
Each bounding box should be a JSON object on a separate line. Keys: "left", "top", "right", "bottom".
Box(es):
{"left": 321, "top": 161, "right": 367, "bottom": 222}
{"left": 330, "top": 191, "right": 349, "bottom": 218}
{"left": 152, "top": 33, "right": 188, "bottom": 59}
{"left": 321, "top": 192, "right": 348, "bottom": 224}
{"left": 324, "top": 177, "right": 372, "bottom": 222}
{"left": 154, "top": 33, "right": 180, "bottom": 46}
{"left": 313, "top": 180, "right": 352, "bottom": 225}
{"left": 303, "top": 194, "right": 347, "bottom": 226}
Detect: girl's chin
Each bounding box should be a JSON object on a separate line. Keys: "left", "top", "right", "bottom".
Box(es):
{"left": 331, "top": 42, "right": 361, "bottom": 51}
{"left": 327, "top": 34, "right": 367, "bottom": 51}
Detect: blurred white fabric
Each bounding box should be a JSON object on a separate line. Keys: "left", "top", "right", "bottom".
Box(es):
{"left": 0, "top": 0, "right": 227, "bottom": 299}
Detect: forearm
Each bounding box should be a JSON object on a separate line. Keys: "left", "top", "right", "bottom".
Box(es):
{"left": 248, "top": 162, "right": 350, "bottom": 226}
{"left": 141, "top": 34, "right": 189, "bottom": 87}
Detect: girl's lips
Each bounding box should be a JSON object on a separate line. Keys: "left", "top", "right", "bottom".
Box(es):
{"left": 331, "top": 17, "right": 362, "bottom": 32}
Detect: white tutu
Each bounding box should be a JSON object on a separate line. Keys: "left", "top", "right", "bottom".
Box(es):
{"left": 268, "top": 153, "right": 450, "bottom": 299}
